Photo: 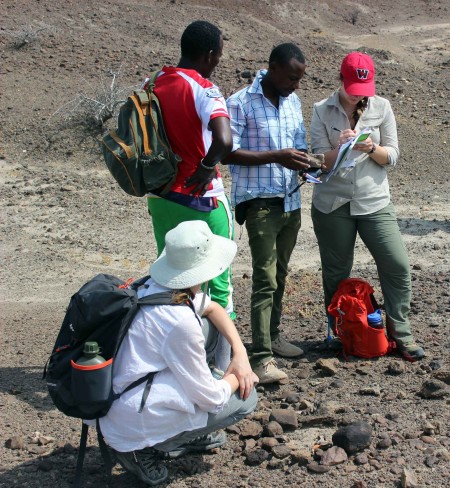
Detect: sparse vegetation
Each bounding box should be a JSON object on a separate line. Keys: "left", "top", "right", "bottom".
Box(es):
{"left": 6, "top": 22, "right": 57, "bottom": 48}
{"left": 50, "top": 67, "right": 136, "bottom": 131}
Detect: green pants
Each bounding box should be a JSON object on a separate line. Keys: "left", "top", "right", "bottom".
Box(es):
{"left": 148, "top": 194, "right": 235, "bottom": 317}
{"left": 245, "top": 198, "right": 301, "bottom": 365}
{"left": 311, "top": 202, "right": 414, "bottom": 345}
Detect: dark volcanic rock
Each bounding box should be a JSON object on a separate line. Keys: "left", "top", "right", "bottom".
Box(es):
{"left": 332, "top": 421, "right": 372, "bottom": 454}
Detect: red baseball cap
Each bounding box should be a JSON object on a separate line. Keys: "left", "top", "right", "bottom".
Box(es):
{"left": 340, "top": 52, "right": 375, "bottom": 97}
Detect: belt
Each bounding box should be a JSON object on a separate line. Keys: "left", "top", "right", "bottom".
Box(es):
{"left": 248, "top": 197, "right": 284, "bottom": 206}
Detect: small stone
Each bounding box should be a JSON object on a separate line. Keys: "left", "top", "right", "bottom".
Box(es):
{"left": 5, "top": 436, "right": 25, "bottom": 450}
{"left": 244, "top": 438, "right": 257, "bottom": 451}
{"left": 355, "top": 453, "right": 368, "bottom": 465}
{"left": 298, "top": 399, "right": 314, "bottom": 411}
{"left": 422, "top": 421, "right": 435, "bottom": 435}
{"left": 38, "top": 436, "right": 54, "bottom": 446}
{"left": 356, "top": 367, "right": 370, "bottom": 375}
{"left": 359, "top": 385, "right": 381, "bottom": 396}
{"left": 307, "top": 461, "right": 331, "bottom": 473}
{"left": 240, "top": 420, "right": 263, "bottom": 438}
{"left": 245, "top": 449, "right": 269, "bottom": 466}
{"left": 268, "top": 458, "right": 285, "bottom": 469}
{"left": 420, "top": 436, "right": 437, "bottom": 445}
{"left": 271, "top": 444, "right": 291, "bottom": 459}
{"left": 260, "top": 437, "right": 279, "bottom": 450}
{"left": 419, "top": 379, "right": 449, "bottom": 398}
{"left": 316, "top": 358, "right": 339, "bottom": 376}
{"left": 285, "top": 392, "right": 300, "bottom": 404}
{"left": 401, "top": 467, "right": 419, "bottom": 487}
{"left": 424, "top": 455, "right": 438, "bottom": 467}
{"left": 291, "top": 449, "right": 311, "bottom": 466}
{"left": 387, "top": 361, "right": 406, "bottom": 375}
{"left": 331, "top": 379, "right": 344, "bottom": 388}
{"left": 269, "top": 409, "right": 298, "bottom": 431}
{"left": 435, "top": 448, "right": 450, "bottom": 461}
{"left": 377, "top": 438, "right": 392, "bottom": 449}
{"left": 429, "top": 360, "right": 442, "bottom": 371}
{"left": 27, "top": 445, "right": 48, "bottom": 455}
{"left": 320, "top": 446, "right": 348, "bottom": 466}
{"left": 390, "top": 465, "right": 404, "bottom": 475}
{"left": 369, "top": 459, "right": 382, "bottom": 469}
{"left": 264, "top": 421, "right": 283, "bottom": 437}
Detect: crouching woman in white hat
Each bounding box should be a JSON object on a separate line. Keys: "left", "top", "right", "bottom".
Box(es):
{"left": 99, "top": 220, "right": 259, "bottom": 486}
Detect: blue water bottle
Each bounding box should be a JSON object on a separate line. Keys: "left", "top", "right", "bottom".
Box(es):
{"left": 367, "top": 309, "right": 384, "bottom": 329}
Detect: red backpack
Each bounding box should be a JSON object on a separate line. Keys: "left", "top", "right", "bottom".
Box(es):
{"left": 328, "top": 278, "right": 395, "bottom": 359}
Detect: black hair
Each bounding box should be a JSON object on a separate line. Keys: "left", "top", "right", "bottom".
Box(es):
{"left": 180, "top": 20, "right": 222, "bottom": 61}
{"left": 269, "top": 43, "right": 305, "bottom": 65}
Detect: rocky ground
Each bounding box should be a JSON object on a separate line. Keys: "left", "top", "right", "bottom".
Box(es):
{"left": 1, "top": 0, "right": 449, "bottom": 487}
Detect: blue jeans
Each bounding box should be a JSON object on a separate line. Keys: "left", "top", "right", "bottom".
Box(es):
{"left": 152, "top": 318, "right": 258, "bottom": 453}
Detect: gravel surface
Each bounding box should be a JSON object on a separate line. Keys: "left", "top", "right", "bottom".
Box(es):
{"left": 1, "top": 1, "right": 449, "bottom": 487}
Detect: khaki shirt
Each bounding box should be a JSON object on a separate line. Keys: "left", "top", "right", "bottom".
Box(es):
{"left": 310, "top": 91, "right": 399, "bottom": 215}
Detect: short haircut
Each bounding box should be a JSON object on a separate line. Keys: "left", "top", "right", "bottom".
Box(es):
{"left": 269, "top": 43, "right": 305, "bottom": 65}
{"left": 180, "top": 20, "right": 222, "bottom": 61}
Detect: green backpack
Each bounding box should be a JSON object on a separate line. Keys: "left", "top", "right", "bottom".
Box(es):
{"left": 102, "top": 71, "right": 181, "bottom": 197}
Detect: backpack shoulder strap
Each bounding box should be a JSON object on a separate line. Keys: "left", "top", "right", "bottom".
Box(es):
{"left": 137, "top": 291, "right": 174, "bottom": 307}
{"left": 72, "top": 422, "right": 89, "bottom": 488}
{"left": 145, "top": 70, "right": 160, "bottom": 94}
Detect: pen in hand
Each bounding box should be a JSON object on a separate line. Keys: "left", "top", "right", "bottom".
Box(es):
{"left": 332, "top": 127, "right": 342, "bottom": 133}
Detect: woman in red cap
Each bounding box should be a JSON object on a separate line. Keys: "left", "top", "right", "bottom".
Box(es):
{"left": 310, "top": 52, "right": 425, "bottom": 361}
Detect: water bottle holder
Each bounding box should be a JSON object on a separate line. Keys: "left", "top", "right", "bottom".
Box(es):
{"left": 70, "top": 359, "right": 113, "bottom": 414}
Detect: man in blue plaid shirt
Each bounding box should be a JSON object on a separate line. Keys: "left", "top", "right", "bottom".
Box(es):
{"left": 223, "top": 43, "right": 310, "bottom": 384}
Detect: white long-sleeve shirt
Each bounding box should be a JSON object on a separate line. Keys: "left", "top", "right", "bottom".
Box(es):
{"left": 99, "top": 278, "right": 231, "bottom": 452}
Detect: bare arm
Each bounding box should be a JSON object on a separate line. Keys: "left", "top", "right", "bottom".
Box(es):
{"left": 184, "top": 116, "right": 233, "bottom": 195}
{"left": 203, "top": 301, "right": 258, "bottom": 399}
{"left": 222, "top": 147, "right": 311, "bottom": 171}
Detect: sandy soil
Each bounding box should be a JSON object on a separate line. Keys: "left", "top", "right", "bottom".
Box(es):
{"left": 1, "top": 1, "right": 449, "bottom": 487}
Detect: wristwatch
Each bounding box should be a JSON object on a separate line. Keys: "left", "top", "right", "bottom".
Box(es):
{"left": 369, "top": 143, "right": 377, "bottom": 154}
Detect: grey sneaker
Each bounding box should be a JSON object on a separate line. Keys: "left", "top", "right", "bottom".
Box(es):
{"left": 113, "top": 447, "right": 168, "bottom": 486}
{"left": 271, "top": 335, "right": 304, "bottom": 358}
{"left": 167, "top": 431, "right": 227, "bottom": 459}
{"left": 397, "top": 342, "right": 426, "bottom": 362}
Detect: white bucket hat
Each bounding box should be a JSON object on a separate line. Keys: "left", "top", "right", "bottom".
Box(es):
{"left": 150, "top": 220, "right": 237, "bottom": 289}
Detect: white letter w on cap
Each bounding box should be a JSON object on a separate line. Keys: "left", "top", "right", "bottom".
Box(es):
{"left": 356, "top": 68, "right": 369, "bottom": 80}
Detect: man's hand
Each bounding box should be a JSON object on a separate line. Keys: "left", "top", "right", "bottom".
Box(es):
{"left": 184, "top": 164, "right": 217, "bottom": 196}
{"left": 224, "top": 349, "right": 258, "bottom": 400}
{"left": 276, "top": 148, "right": 311, "bottom": 171}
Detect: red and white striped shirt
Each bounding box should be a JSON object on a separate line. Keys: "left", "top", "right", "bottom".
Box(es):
{"left": 151, "top": 67, "right": 229, "bottom": 198}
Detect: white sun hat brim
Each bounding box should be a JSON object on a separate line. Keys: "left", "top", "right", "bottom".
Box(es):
{"left": 150, "top": 221, "right": 237, "bottom": 290}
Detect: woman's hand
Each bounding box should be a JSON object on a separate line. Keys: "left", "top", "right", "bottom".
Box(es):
{"left": 338, "top": 129, "right": 356, "bottom": 146}
{"left": 224, "top": 349, "right": 258, "bottom": 400}
{"left": 353, "top": 136, "right": 374, "bottom": 153}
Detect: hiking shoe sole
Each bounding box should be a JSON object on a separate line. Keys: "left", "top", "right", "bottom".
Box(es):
{"left": 167, "top": 431, "right": 227, "bottom": 459}
{"left": 114, "top": 449, "right": 168, "bottom": 486}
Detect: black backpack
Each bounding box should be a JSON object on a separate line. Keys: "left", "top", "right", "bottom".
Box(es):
{"left": 43, "top": 274, "right": 188, "bottom": 487}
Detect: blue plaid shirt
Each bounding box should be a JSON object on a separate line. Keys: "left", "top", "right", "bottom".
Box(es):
{"left": 226, "top": 70, "right": 307, "bottom": 211}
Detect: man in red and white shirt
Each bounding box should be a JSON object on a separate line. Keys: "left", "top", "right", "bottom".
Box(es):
{"left": 146, "top": 21, "right": 234, "bottom": 371}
